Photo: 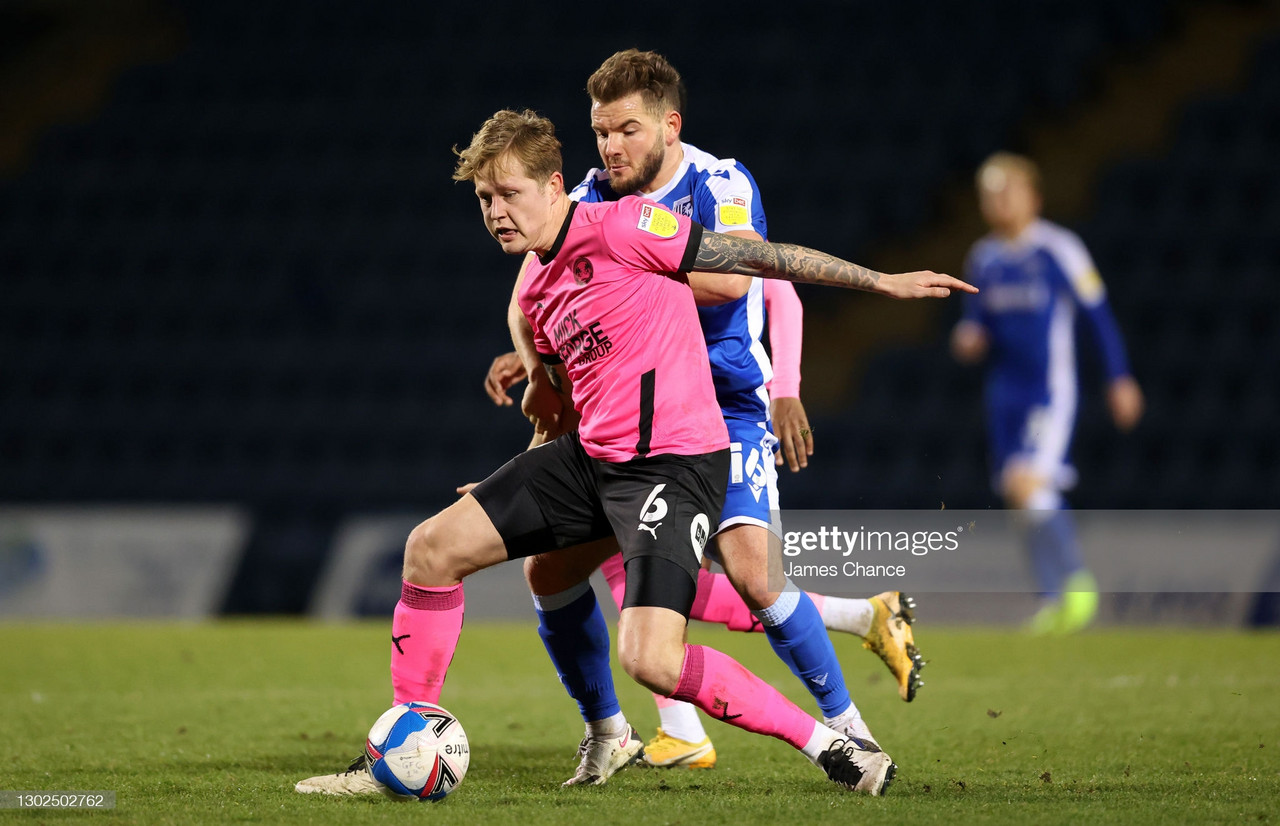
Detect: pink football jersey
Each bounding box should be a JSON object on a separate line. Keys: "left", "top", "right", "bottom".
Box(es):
{"left": 518, "top": 197, "right": 729, "bottom": 462}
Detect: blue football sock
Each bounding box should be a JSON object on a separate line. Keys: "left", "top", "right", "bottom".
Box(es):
{"left": 533, "top": 582, "right": 620, "bottom": 723}
{"left": 1027, "top": 509, "right": 1084, "bottom": 596}
{"left": 755, "top": 584, "right": 851, "bottom": 718}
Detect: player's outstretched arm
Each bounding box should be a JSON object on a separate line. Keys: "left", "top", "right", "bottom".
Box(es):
{"left": 692, "top": 231, "right": 977, "bottom": 299}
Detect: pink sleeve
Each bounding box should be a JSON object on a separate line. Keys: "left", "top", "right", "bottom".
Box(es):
{"left": 517, "top": 294, "right": 556, "bottom": 359}
{"left": 606, "top": 198, "right": 701, "bottom": 275}
{"left": 764, "top": 278, "right": 803, "bottom": 398}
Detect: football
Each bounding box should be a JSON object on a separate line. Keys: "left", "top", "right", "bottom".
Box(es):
{"left": 364, "top": 702, "right": 470, "bottom": 801}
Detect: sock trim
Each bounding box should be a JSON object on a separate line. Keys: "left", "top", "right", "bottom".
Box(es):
{"left": 672, "top": 644, "right": 705, "bottom": 703}
{"left": 530, "top": 579, "right": 592, "bottom": 612}
{"left": 400, "top": 581, "right": 463, "bottom": 611}
{"left": 752, "top": 580, "right": 801, "bottom": 626}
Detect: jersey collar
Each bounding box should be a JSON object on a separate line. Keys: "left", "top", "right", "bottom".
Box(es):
{"left": 640, "top": 142, "right": 692, "bottom": 203}
{"left": 537, "top": 201, "right": 578, "bottom": 265}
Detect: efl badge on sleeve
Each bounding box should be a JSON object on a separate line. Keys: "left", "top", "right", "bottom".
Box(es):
{"left": 637, "top": 204, "right": 679, "bottom": 238}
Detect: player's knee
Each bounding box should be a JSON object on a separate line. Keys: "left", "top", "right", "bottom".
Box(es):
{"left": 618, "top": 642, "right": 680, "bottom": 696}
{"left": 615, "top": 628, "right": 681, "bottom": 696}
{"left": 735, "top": 577, "right": 779, "bottom": 613}
{"left": 523, "top": 553, "right": 570, "bottom": 596}
{"left": 719, "top": 563, "right": 776, "bottom": 612}
{"left": 403, "top": 516, "right": 468, "bottom": 585}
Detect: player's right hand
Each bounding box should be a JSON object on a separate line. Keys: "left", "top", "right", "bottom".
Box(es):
{"left": 771, "top": 396, "right": 814, "bottom": 472}
{"left": 484, "top": 351, "right": 527, "bottom": 406}
{"left": 883, "top": 271, "right": 979, "bottom": 299}
{"left": 1107, "top": 375, "right": 1145, "bottom": 432}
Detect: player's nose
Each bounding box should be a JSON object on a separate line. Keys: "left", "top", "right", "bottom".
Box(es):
{"left": 604, "top": 132, "right": 623, "bottom": 158}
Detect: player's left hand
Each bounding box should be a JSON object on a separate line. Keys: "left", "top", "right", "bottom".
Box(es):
{"left": 882, "top": 271, "right": 978, "bottom": 299}
{"left": 771, "top": 396, "right": 814, "bottom": 472}
{"left": 456, "top": 482, "right": 479, "bottom": 495}
{"left": 1107, "top": 375, "right": 1144, "bottom": 432}
{"left": 521, "top": 379, "right": 564, "bottom": 432}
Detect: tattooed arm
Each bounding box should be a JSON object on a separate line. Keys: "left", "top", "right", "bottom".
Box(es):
{"left": 692, "top": 231, "right": 977, "bottom": 299}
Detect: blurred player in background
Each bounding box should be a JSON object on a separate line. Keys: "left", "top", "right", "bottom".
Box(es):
{"left": 486, "top": 49, "right": 922, "bottom": 777}
{"left": 951, "top": 152, "right": 1144, "bottom": 633}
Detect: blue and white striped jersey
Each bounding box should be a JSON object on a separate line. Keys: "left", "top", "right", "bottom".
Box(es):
{"left": 961, "top": 219, "right": 1131, "bottom": 410}
{"left": 570, "top": 142, "right": 772, "bottom": 422}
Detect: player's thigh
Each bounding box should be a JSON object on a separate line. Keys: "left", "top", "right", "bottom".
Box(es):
{"left": 713, "top": 522, "right": 783, "bottom": 611}
{"left": 404, "top": 493, "right": 510, "bottom": 584}
{"left": 470, "top": 433, "right": 613, "bottom": 560}
{"left": 524, "top": 536, "right": 621, "bottom": 596}
{"left": 600, "top": 450, "right": 728, "bottom": 606}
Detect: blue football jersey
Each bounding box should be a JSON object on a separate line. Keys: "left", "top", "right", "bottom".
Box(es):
{"left": 570, "top": 143, "right": 772, "bottom": 422}
{"left": 961, "top": 218, "right": 1131, "bottom": 411}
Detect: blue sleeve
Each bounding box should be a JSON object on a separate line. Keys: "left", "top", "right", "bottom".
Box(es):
{"left": 691, "top": 160, "right": 767, "bottom": 238}
{"left": 1079, "top": 299, "right": 1132, "bottom": 381}
{"left": 1042, "top": 230, "right": 1132, "bottom": 381}
{"left": 960, "top": 249, "right": 990, "bottom": 328}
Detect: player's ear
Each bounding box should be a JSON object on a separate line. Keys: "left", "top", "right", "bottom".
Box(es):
{"left": 665, "top": 109, "right": 682, "bottom": 145}
{"left": 546, "top": 171, "right": 565, "bottom": 197}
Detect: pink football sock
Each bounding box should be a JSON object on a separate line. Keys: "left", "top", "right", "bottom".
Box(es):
{"left": 671, "top": 644, "right": 816, "bottom": 750}
{"left": 690, "top": 570, "right": 762, "bottom": 632}
{"left": 600, "top": 553, "right": 627, "bottom": 610}
{"left": 390, "top": 581, "right": 464, "bottom": 706}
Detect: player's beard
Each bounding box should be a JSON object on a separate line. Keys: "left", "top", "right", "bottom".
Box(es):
{"left": 610, "top": 138, "right": 666, "bottom": 195}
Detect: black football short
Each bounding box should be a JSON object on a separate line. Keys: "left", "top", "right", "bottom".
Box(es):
{"left": 471, "top": 432, "right": 728, "bottom": 615}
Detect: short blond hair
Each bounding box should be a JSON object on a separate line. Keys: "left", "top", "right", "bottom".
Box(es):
{"left": 976, "top": 151, "right": 1042, "bottom": 193}
{"left": 452, "top": 109, "right": 562, "bottom": 184}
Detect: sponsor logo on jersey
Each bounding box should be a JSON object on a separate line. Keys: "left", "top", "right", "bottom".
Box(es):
{"left": 1075, "top": 268, "right": 1106, "bottom": 303}
{"left": 551, "top": 308, "right": 613, "bottom": 366}
{"left": 637, "top": 203, "right": 679, "bottom": 238}
{"left": 718, "top": 196, "right": 749, "bottom": 226}
{"left": 690, "top": 513, "right": 709, "bottom": 563}
{"left": 984, "top": 281, "right": 1050, "bottom": 312}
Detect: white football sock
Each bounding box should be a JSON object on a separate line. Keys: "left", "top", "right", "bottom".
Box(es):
{"left": 824, "top": 704, "right": 876, "bottom": 747}
{"left": 585, "top": 711, "right": 628, "bottom": 739}
{"left": 657, "top": 701, "right": 707, "bottom": 743}
{"left": 801, "top": 722, "right": 843, "bottom": 764}
{"left": 818, "top": 596, "right": 875, "bottom": 637}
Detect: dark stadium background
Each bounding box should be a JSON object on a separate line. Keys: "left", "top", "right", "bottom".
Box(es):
{"left": 1, "top": 0, "right": 1276, "bottom": 614}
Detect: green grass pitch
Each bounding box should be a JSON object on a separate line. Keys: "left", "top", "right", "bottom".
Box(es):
{"left": 3, "top": 620, "right": 1277, "bottom": 825}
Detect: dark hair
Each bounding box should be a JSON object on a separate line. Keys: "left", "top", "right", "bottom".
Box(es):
{"left": 587, "top": 49, "right": 686, "bottom": 116}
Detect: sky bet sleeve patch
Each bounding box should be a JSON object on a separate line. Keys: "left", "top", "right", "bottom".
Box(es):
{"left": 637, "top": 203, "right": 679, "bottom": 238}
{"left": 718, "top": 196, "right": 749, "bottom": 227}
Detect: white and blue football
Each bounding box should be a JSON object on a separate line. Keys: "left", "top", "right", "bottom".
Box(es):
{"left": 365, "top": 702, "right": 469, "bottom": 801}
